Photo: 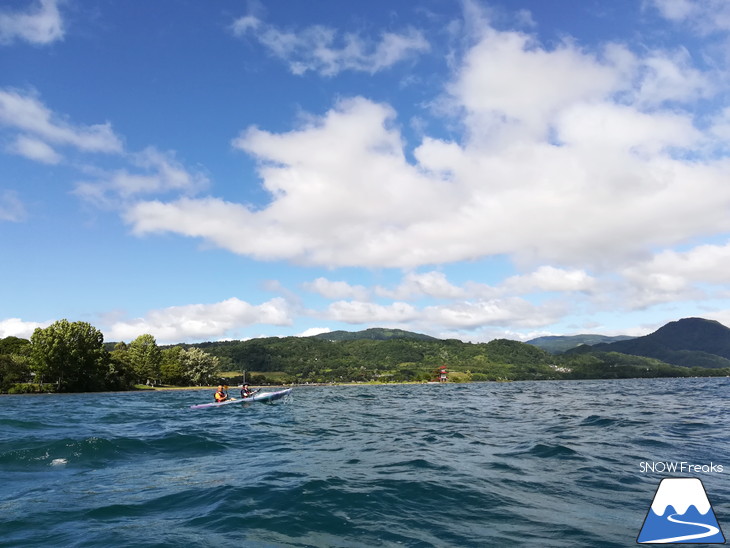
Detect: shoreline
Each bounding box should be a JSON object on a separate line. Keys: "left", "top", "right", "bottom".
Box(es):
{"left": 2, "top": 376, "right": 723, "bottom": 397}
{"left": 149, "top": 380, "right": 452, "bottom": 391}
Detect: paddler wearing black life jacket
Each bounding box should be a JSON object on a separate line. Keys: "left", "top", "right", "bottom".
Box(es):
{"left": 214, "top": 385, "right": 229, "bottom": 402}
{"left": 240, "top": 383, "right": 253, "bottom": 398}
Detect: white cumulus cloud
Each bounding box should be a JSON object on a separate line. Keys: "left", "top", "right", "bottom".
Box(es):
{"left": 0, "top": 317, "right": 47, "bottom": 338}
{"left": 107, "top": 297, "right": 293, "bottom": 344}
{"left": 376, "top": 271, "right": 467, "bottom": 300}
{"left": 619, "top": 241, "right": 730, "bottom": 308}
{"left": 422, "top": 297, "right": 563, "bottom": 329}
{"left": 504, "top": 266, "right": 597, "bottom": 294}
{"left": 326, "top": 301, "right": 419, "bottom": 324}
{"left": 231, "top": 14, "right": 429, "bottom": 76}
{"left": 121, "top": 16, "right": 730, "bottom": 289}
{"left": 7, "top": 134, "right": 61, "bottom": 164}
{"left": 303, "top": 277, "right": 370, "bottom": 301}
{"left": 0, "top": 88, "right": 123, "bottom": 155}
{"left": 0, "top": 0, "right": 63, "bottom": 45}
{"left": 649, "top": 0, "right": 730, "bottom": 33}
{"left": 74, "top": 147, "right": 209, "bottom": 208}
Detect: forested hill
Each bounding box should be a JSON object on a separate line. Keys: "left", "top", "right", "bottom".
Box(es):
{"left": 4, "top": 320, "right": 730, "bottom": 394}
{"left": 526, "top": 334, "right": 634, "bottom": 354}
{"left": 565, "top": 317, "right": 730, "bottom": 368}
{"left": 311, "top": 328, "right": 438, "bottom": 342}
{"left": 190, "top": 336, "right": 557, "bottom": 383}
{"left": 186, "top": 324, "right": 729, "bottom": 384}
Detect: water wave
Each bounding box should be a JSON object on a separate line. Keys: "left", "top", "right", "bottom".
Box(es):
{"left": 0, "top": 378, "right": 728, "bottom": 547}
{"left": 0, "top": 431, "right": 226, "bottom": 470}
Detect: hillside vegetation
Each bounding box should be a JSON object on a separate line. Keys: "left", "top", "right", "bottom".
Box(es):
{"left": 3, "top": 320, "right": 729, "bottom": 393}
{"left": 312, "top": 327, "right": 438, "bottom": 342}
{"left": 527, "top": 334, "right": 635, "bottom": 354}
{"left": 566, "top": 318, "right": 730, "bottom": 368}
{"left": 188, "top": 325, "right": 728, "bottom": 384}
{"left": 192, "top": 336, "right": 560, "bottom": 383}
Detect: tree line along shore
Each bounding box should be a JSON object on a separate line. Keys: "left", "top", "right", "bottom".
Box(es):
{"left": 1, "top": 320, "right": 728, "bottom": 394}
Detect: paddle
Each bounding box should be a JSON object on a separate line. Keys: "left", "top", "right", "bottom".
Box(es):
{"left": 225, "top": 385, "right": 252, "bottom": 400}
{"left": 225, "top": 386, "right": 239, "bottom": 401}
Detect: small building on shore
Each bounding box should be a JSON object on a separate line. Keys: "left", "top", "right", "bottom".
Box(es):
{"left": 435, "top": 365, "right": 448, "bottom": 383}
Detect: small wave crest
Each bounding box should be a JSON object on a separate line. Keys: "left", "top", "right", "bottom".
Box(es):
{"left": 0, "top": 432, "right": 225, "bottom": 469}
{"left": 497, "top": 442, "right": 584, "bottom": 460}
{"left": 0, "top": 418, "right": 53, "bottom": 430}
{"left": 0, "top": 437, "right": 118, "bottom": 469}
{"left": 580, "top": 415, "right": 619, "bottom": 427}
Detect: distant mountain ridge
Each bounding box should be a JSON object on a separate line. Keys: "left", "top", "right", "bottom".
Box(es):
{"left": 310, "top": 327, "right": 439, "bottom": 342}
{"left": 527, "top": 334, "right": 635, "bottom": 354}
{"left": 565, "top": 317, "right": 730, "bottom": 368}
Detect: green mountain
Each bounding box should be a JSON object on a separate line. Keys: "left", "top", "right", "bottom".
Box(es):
{"left": 187, "top": 329, "right": 721, "bottom": 384}
{"left": 310, "top": 327, "right": 439, "bottom": 342}
{"left": 6, "top": 320, "right": 728, "bottom": 392}
{"left": 565, "top": 317, "right": 730, "bottom": 368}
{"left": 527, "top": 334, "right": 634, "bottom": 354}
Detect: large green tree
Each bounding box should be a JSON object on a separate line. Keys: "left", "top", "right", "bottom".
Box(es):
{"left": 0, "top": 354, "right": 31, "bottom": 391}
{"left": 180, "top": 347, "right": 219, "bottom": 386}
{"left": 160, "top": 346, "right": 186, "bottom": 385}
{"left": 30, "top": 320, "right": 107, "bottom": 392}
{"left": 0, "top": 336, "right": 32, "bottom": 391}
{"left": 128, "top": 334, "right": 162, "bottom": 385}
{"left": 0, "top": 336, "right": 31, "bottom": 356}
{"left": 106, "top": 342, "right": 136, "bottom": 390}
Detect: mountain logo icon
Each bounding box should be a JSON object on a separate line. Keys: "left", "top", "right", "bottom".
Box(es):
{"left": 637, "top": 477, "right": 725, "bottom": 544}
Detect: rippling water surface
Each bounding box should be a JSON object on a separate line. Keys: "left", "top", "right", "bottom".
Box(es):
{"left": 1, "top": 378, "right": 728, "bottom": 547}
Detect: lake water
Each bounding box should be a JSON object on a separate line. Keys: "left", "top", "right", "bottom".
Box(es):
{"left": 0, "top": 378, "right": 728, "bottom": 547}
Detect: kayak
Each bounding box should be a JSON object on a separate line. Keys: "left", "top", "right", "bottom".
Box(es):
{"left": 242, "top": 388, "right": 292, "bottom": 403}
{"left": 190, "top": 388, "right": 292, "bottom": 409}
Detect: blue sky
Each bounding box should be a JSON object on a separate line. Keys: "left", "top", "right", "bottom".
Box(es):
{"left": 2, "top": 0, "right": 730, "bottom": 344}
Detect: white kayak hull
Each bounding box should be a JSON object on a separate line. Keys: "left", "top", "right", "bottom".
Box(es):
{"left": 190, "top": 388, "right": 292, "bottom": 409}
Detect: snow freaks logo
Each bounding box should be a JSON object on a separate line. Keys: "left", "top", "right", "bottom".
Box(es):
{"left": 637, "top": 478, "right": 725, "bottom": 544}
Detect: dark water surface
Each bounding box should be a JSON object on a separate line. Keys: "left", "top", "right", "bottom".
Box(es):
{"left": 1, "top": 378, "right": 728, "bottom": 547}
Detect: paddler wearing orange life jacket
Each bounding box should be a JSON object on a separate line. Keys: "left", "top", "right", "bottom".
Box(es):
{"left": 214, "top": 385, "right": 229, "bottom": 402}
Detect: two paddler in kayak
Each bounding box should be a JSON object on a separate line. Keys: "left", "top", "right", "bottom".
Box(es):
{"left": 214, "top": 383, "right": 259, "bottom": 402}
